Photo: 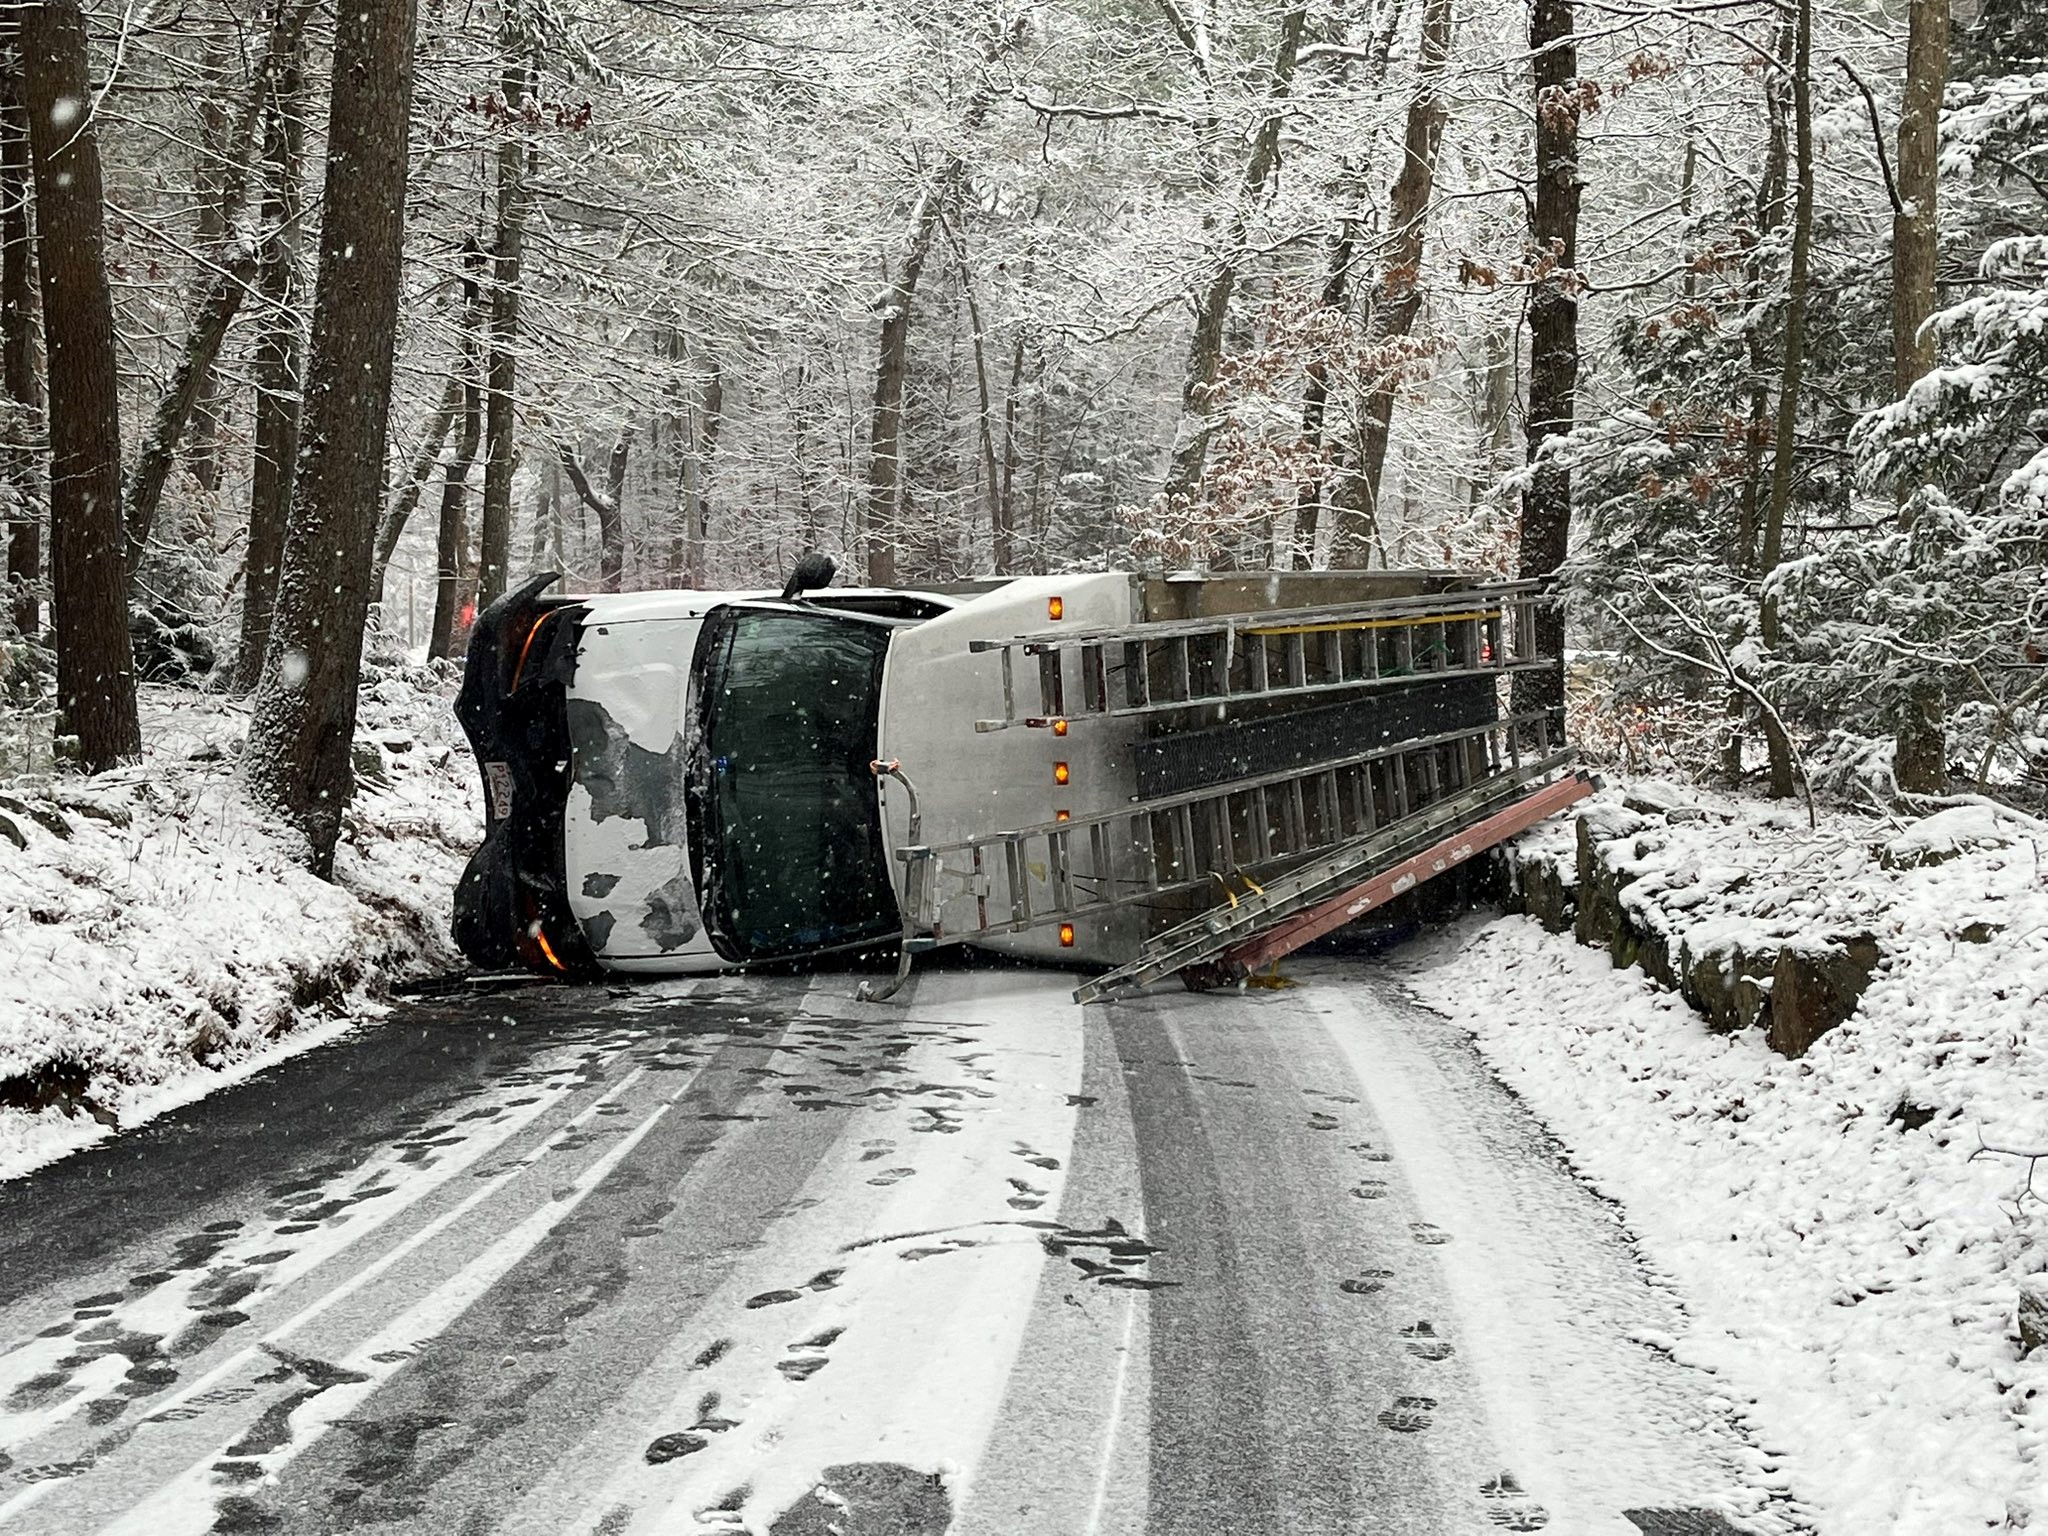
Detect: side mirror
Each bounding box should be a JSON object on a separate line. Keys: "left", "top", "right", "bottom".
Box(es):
{"left": 780, "top": 552, "right": 837, "bottom": 602}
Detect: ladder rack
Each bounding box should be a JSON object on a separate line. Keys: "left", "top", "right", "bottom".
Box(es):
{"left": 1073, "top": 765, "right": 1595, "bottom": 1004}
{"left": 886, "top": 705, "right": 1567, "bottom": 953}
{"left": 971, "top": 581, "right": 1553, "bottom": 733}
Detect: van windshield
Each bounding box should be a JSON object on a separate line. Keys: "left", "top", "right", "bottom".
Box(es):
{"left": 689, "top": 607, "right": 899, "bottom": 961}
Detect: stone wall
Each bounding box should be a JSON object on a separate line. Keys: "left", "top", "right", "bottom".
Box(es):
{"left": 1498, "top": 797, "right": 1884, "bottom": 1059}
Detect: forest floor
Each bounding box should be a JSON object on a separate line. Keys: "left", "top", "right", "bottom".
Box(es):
{"left": 0, "top": 666, "right": 480, "bottom": 1178}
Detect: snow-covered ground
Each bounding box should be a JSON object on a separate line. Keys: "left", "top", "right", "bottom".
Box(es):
{"left": 0, "top": 667, "right": 480, "bottom": 1179}
{"left": 7, "top": 671, "right": 2046, "bottom": 1535}
{"left": 1399, "top": 785, "right": 2048, "bottom": 1535}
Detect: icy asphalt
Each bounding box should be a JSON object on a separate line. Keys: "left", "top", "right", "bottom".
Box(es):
{"left": 0, "top": 959, "right": 1790, "bottom": 1535}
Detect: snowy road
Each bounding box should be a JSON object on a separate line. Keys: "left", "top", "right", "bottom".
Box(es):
{"left": 0, "top": 961, "right": 1787, "bottom": 1534}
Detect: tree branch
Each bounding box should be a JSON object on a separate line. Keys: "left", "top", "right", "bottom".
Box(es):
{"left": 1835, "top": 57, "right": 1903, "bottom": 217}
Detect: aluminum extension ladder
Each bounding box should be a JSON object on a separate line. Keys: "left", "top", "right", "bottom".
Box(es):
{"left": 1072, "top": 763, "right": 1597, "bottom": 1004}
{"left": 968, "top": 581, "right": 1553, "bottom": 733}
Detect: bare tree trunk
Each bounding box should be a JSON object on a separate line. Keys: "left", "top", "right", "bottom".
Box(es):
{"left": 1718, "top": 20, "right": 1795, "bottom": 783}
{"left": 864, "top": 191, "right": 941, "bottom": 586}
{"left": 1469, "top": 320, "right": 1515, "bottom": 507}
{"left": 233, "top": 40, "right": 306, "bottom": 691}
{"left": 687, "top": 367, "right": 721, "bottom": 587}
{"left": 122, "top": 253, "right": 260, "bottom": 566}
{"left": 246, "top": 0, "right": 417, "bottom": 874}
{"left": 955, "top": 237, "right": 1007, "bottom": 575}
{"left": 427, "top": 241, "right": 486, "bottom": 658}
{"left": 372, "top": 369, "right": 462, "bottom": 593}
{"left": 1329, "top": 0, "right": 1452, "bottom": 568}
{"left": 476, "top": 54, "right": 532, "bottom": 610}
{"left": 526, "top": 467, "right": 549, "bottom": 569}
{"left": 1511, "top": 0, "right": 1583, "bottom": 727}
{"left": 428, "top": 340, "right": 481, "bottom": 660}
{"left": 558, "top": 429, "right": 630, "bottom": 592}
{"left": 1159, "top": 6, "right": 1308, "bottom": 505}
{"left": 185, "top": 31, "right": 233, "bottom": 507}
{"left": 22, "top": 0, "right": 138, "bottom": 769}
{"left": 1889, "top": 0, "right": 1949, "bottom": 795}
{"left": 1292, "top": 223, "right": 1355, "bottom": 569}
{"left": 996, "top": 334, "right": 1028, "bottom": 574}
{"left": 547, "top": 460, "right": 564, "bottom": 571}
{"left": 1892, "top": 0, "right": 1944, "bottom": 402}
{"left": 1, "top": 31, "right": 40, "bottom": 640}
{"left": 1736, "top": 21, "right": 1794, "bottom": 582}
{"left": 1757, "top": 0, "right": 1813, "bottom": 801}
{"left": 121, "top": 0, "right": 319, "bottom": 573}
{"left": 791, "top": 356, "right": 822, "bottom": 553}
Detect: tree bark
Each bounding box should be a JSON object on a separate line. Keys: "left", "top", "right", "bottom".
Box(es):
{"left": 1735, "top": 18, "right": 1795, "bottom": 581}
{"left": 371, "top": 368, "right": 463, "bottom": 594}
{"left": 428, "top": 337, "right": 481, "bottom": 661}
{"left": 1892, "top": 0, "right": 1944, "bottom": 403}
{"left": 1757, "top": 0, "right": 1813, "bottom": 801}
{"left": 863, "top": 190, "right": 941, "bottom": 586}
{"left": 234, "top": 39, "right": 307, "bottom": 692}
{"left": 1329, "top": 0, "right": 1452, "bottom": 568}
{"left": 476, "top": 54, "right": 532, "bottom": 610}
{"left": 185, "top": 30, "right": 234, "bottom": 507}
{"left": 1511, "top": 0, "right": 1583, "bottom": 727}
{"left": 558, "top": 430, "right": 630, "bottom": 592}
{"left": 687, "top": 367, "right": 721, "bottom": 587}
{"left": 1159, "top": 6, "right": 1308, "bottom": 506}
{"left": 1, "top": 31, "right": 40, "bottom": 640}
{"left": 1889, "top": 0, "right": 1949, "bottom": 795}
{"left": 245, "top": 0, "right": 417, "bottom": 875}
{"left": 122, "top": 253, "right": 260, "bottom": 566}
{"left": 22, "top": 0, "right": 139, "bottom": 769}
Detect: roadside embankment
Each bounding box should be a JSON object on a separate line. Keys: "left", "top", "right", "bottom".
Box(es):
{"left": 1399, "top": 783, "right": 2048, "bottom": 1533}
{"left": 0, "top": 667, "right": 479, "bottom": 1177}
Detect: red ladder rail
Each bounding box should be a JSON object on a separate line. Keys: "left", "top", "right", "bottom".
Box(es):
{"left": 1218, "top": 770, "right": 1596, "bottom": 978}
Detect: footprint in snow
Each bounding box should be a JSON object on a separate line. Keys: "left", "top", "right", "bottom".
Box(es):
{"left": 645, "top": 1431, "right": 709, "bottom": 1464}
{"left": 1007, "top": 1177, "right": 1047, "bottom": 1210}
{"left": 1376, "top": 1395, "right": 1436, "bottom": 1433}
{"left": 1401, "top": 1320, "right": 1455, "bottom": 1361}
{"left": 1351, "top": 1182, "right": 1389, "bottom": 1200}
{"left": 1410, "top": 1222, "right": 1453, "bottom": 1245}
{"left": 1480, "top": 1472, "right": 1549, "bottom": 1530}
{"left": 1339, "top": 1269, "right": 1395, "bottom": 1296}
{"left": 868, "top": 1167, "right": 916, "bottom": 1187}
{"left": 1307, "top": 1112, "right": 1340, "bottom": 1131}
{"left": 777, "top": 1325, "right": 844, "bottom": 1382}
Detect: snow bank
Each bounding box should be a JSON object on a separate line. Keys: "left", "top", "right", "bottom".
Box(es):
{"left": 0, "top": 666, "right": 480, "bottom": 1179}
{"left": 1404, "top": 785, "right": 2048, "bottom": 1534}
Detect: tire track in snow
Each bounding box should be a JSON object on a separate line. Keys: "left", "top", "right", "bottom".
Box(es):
{"left": 518, "top": 969, "right": 1087, "bottom": 1536}
{"left": 0, "top": 990, "right": 764, "bottom": 1533}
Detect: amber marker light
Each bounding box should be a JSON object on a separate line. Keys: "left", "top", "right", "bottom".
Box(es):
{"left": 1052, "top": 718, "right": 1069, "bottom": 737}
{"left": 1054, "top": 761, "right": 1070, "bottom": 785}
{"left": 1059, "top": 923, "right": 1076, "bottom": 947}
{"left": 1055, "top": 809, "right": 1072, "bottom": 822}
{"left": 534, "top": 928, "right": 567, "bottom": 974}
{"left": 1048, "top": 595, "right": 1065, "bottom": 621}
